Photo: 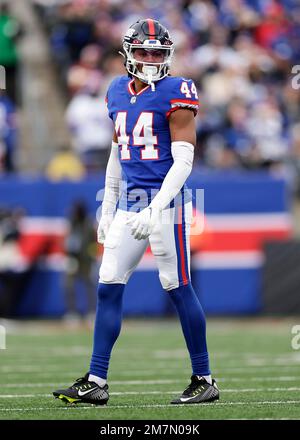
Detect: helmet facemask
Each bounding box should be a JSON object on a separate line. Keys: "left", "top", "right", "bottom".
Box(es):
{"left": 123, "top": 42, "right": 174, "bottom": 86}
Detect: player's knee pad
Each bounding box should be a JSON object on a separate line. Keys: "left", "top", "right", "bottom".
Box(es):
{"left": 99, "top": 253, "right": 119, "bottom": 283}
{"left": 158, "top": 271, "right": 179, "bottom": 291}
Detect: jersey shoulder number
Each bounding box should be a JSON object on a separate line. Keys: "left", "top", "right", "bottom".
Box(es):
{"left": 165, "top": 76, "right": 199, "bottom": 119}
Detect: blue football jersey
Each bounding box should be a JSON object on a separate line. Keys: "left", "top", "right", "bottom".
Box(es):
{"left": 106, "top": 75, "right": 199, "bottom": 211}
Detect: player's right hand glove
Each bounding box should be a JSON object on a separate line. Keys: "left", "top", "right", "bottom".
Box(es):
{"left": 97, "top": 213, "right": 114, "bottom": 244}
{"left": 126, "top": 206, "right": 160, "bottom": 240}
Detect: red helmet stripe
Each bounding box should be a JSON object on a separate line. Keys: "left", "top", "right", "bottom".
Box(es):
{"left": 147, "top": 19, "right": 155, "bottom": 39}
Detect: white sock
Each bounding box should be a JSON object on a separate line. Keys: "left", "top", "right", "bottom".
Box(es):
{"left": 88, "top": 374, "right": 107, "bottom": 387}
{"left": 203, "top": 375, "right": 212, "bottom": 385}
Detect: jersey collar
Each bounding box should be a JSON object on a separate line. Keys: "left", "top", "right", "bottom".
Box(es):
{"left": 128, "top": 79, "right": 150, "bottom": 96}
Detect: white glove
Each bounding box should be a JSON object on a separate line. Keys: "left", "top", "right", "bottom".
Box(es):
{"left": 97, "top": 213, "right": 114, "bottom": 244}
{"left": 126, "top": 207, "right": 160, "bottom": 240}
{"left": 97, "top": 141, "right": 121, "bottom": 244}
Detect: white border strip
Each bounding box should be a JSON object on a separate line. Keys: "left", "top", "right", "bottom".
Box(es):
{"left": 137, "top": 251, "right": 264, "bottom": 270}
{"left": 20, "top": 217, "right": 69, "bottom": 234}
{"left": 192, "top": 251, "right": 264, "bottom": 269}
{"left": 205, "top": 213, "right": 292, "bottom": 231}
{"left": 19, "top": 213, "right": 292, "bottom": 236}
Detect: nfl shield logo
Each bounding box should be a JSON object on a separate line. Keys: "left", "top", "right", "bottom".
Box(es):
{"left": 130, "top": 96, "right": 137, "bottom": 104}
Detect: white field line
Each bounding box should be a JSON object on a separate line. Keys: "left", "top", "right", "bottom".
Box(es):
{"left": 3, "top": 352, "right": 300, "bottom": 362}
{"left": 110, "top": 366, "right": 300, "bottom": 375}
{"left": 0, "top": 401, "right": 300, "bottom": 412}
{"left": 1, "top": 348, "right": 91, "bottom": 356}
{"left": 1, "top": 387, "right": 300, "bottom": 398}
{"left": 0, "top": 377, "right": 300, "bottom": 389}
{"left": 0, "top": 352, "right": 293, "bottom": 360}
{"left": 1, "top": 365, "right": 300, "bottom": 375}
{"left": 153, "top": 350, "right": 300, "bottom": 360}
{"left": 0, "top": 349, "right": 283, "bottom": 356}
{"left": 3, "top": 348, "right": 299, "bottom": 357}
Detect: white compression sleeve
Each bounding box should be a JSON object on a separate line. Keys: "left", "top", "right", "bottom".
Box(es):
{"left": 101, "top": 141, "right": 122, "bottom": 215}
{"left": 149, "top": 141, "right": 194, "bottom": 211}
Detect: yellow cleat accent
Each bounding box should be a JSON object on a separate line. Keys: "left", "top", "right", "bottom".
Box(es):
{"left": 58, "top": 394, "right": 80, "bottom": 404}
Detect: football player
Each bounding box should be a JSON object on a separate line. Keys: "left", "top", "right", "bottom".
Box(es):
{"left": 53, "top": 19, "right": 219, "bottom": 406}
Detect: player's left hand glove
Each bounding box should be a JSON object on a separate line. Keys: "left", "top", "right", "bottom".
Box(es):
{"left": 126, "top": 207, "right": 160, "bottom": 240}
{"left": 97, "top": 213, "right": 114, "bottom": 244}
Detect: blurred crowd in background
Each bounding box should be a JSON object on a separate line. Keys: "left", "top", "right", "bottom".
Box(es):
{"left": 0, "top": 1, "right": 19, "bottom": 173}
{"left": 33, "top": 0, "right": 300, "bottom": 190}
{"left": 1, "top": 0, "right": 300, "bottom": 188}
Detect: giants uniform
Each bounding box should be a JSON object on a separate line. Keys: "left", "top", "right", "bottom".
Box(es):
{"left": 100, "top": 74, "right": 199, "bottom": 290}
{"left": 53, "top": 19, "right": 217, "bottom": 408}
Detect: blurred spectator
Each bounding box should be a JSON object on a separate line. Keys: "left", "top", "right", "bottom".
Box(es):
{"left": 287, "top": 123, "right": 300, "bottom": 197}
{"left": 254, "top": 2, "right": 290, "bottom": 54}
{"left": 49, "top": 1, "right": 95, "bottom": 73}
{"left": 67, "top": 44, "right": 103, "bottom": 96}
{"left": 0, "top": 1, "right": 21, "bottom": 104}
{"left": 0, "top": 90, "right": 18, "bottom": 173}
{"left": 0, "top": 207, "right": 30, "bottom": 317}
{"left": 246, "top": 98, "right": 288, "bottom": 168}
{"left": 46, "top": 145, "right": 86, "bottom": 181}
{"left": 64, "top": 200, "right": 96, "bottom": 321}
{"left": 193, "top": 26, "right": 245, "bottom": 74}
{"left": 66, "top": 75, "right": 111, "bottom": 172}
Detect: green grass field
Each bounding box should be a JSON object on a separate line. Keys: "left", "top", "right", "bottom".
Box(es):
{"left": 0, "top": 317, "right": 300, "bottom": 420}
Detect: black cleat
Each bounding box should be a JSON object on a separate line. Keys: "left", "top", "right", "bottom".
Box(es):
{"left": 171, "top": 375, "right": 219, "bottom": 404}
{"left": 53, "top": 373, "right": 109, "bottom": 405}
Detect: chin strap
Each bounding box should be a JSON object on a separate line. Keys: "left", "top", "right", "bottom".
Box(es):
{"left": 142, "top": 65, "right": 157, "bottom": 91}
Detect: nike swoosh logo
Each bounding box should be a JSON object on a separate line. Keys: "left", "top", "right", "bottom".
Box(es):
{"left": 78, "top": 387, "right": 98, "bottom": 397}
{"left": 180, "top": 384, "right": 218, "bottom": 402}
{"left": 180, "top": 394, "right": 202, "bottom": 403}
